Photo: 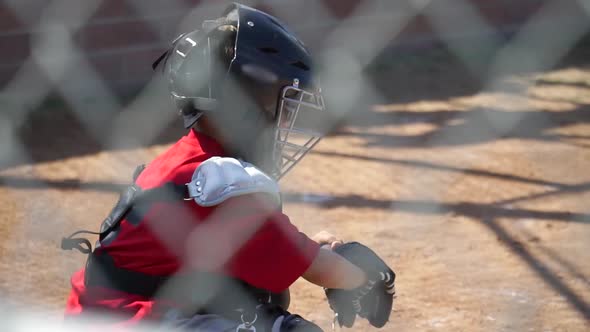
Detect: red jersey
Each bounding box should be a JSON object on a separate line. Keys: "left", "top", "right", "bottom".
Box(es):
{"left": 64, "top": 129, "right": 320, "bottom": 326}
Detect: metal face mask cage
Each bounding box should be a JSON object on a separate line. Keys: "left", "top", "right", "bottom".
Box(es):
{"left": 274, "top": 79, "right": 326, "bottom": 180}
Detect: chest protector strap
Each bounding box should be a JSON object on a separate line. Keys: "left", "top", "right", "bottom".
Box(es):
{"left": 60, "top": 164, "right": 189, "bottom": 254}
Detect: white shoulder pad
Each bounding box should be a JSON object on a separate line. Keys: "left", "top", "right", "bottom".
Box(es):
{"left": 186, "top": 157, "right": 280, "bottom": 207}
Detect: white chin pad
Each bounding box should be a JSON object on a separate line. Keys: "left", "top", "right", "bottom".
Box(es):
{"left": 187, "top": 157, "right": 281, "bottom": 207}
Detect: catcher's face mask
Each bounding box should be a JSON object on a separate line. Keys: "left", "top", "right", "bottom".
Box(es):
{"left": 273, "top": 79, "right": 326, "bottom": 180}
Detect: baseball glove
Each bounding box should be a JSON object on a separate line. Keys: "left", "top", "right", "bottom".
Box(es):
{"left": 324, "top": 242, "right": 396, "bottom": 328}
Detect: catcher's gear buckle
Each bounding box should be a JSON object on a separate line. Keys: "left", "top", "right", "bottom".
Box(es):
{"left": 236, "top": 312, "right": 257, "bottom": 332}
{"left": 332, "top": 313, "right": 340, "bottom": 332}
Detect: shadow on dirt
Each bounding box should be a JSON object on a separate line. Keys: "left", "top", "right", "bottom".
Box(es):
{"left": 0, "top": 175, "right": 126, "bottom": 192}
{"left": 312, "top": 152, "right": 583, "bottom": 188}
{"left": 2, "top": 172, "right": 588, "bottom": 225}
{"left": 281, "top": 194, "right": 590, "bottom": 225}
{"left": 2, "top": 35, "right": 590, "bottom": 170}
{"left": 482, "top": 217, "right": 590, "bottom": 321}
{"left": 343, "top": 105, "right": 590, "bottom": 145}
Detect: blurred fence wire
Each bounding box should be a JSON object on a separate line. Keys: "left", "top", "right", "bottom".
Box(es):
{"left": 1, "top": 0, "right": 590, "bottom": 330}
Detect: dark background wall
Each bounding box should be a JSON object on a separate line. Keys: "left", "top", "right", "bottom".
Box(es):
{"left": 0, "top": 0, "right": 550, "bottom": 92}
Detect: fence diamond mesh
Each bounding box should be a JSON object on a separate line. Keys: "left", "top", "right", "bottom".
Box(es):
{"left": 0, "top": 0, "right": 589, "bottom": 331}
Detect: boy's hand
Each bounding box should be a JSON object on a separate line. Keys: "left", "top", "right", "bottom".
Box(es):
{"left": 312, "top": 231, "right": 343, "bottom": 250}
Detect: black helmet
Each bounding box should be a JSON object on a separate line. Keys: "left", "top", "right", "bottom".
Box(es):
{"left": 153, "top": 3, "right": 327, "bottom": 179}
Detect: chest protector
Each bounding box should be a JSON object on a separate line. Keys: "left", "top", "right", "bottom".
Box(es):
{"left": 61, "top": 157, "right": 285, "bottom": 307}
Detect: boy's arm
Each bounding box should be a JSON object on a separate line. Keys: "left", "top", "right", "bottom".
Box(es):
{"left": 302, "top": 247, "right": 367, "bottom": 290}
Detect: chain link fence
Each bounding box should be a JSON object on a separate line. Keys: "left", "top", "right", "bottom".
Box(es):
{"left": 1, "top": 0, "right": 589, "bottom": 331}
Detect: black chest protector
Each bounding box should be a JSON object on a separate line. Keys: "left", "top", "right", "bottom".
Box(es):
{"left": 61, "top": 164, "right": 189, "bottom": 255}
{"left": 60, "top": 164, "right": 289, "bottom": 312}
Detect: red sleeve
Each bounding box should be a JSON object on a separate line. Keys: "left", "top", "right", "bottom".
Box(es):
{"left": 226, "top": 211, "right": 321, "bottom": 292}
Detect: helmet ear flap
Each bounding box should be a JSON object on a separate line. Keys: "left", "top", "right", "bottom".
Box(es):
{"left": 172, "top": 95, "right": 200, "bottom": 129}
{"left": 178, "top": 102, "right": 202, "bottom": 129}
{"left": 152, "top": 32, "right": 190, "bottom": 71}
{"left": 176, "top": 97, "right": 193, "bottom": 116}
{"left": 162, "top": 22, "right": 236, "bottom": 129}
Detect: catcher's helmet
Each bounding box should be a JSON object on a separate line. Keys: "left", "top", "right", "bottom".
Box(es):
{"left": 153, "top": 3, "right": 327, "bottom": 179}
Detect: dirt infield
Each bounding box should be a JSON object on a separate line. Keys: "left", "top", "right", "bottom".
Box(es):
{"left": 1, "top": 45, "right": 589, "bottom": 331}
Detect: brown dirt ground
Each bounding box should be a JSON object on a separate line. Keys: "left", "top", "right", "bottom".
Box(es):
{"left": 1, "top": 45, "right": 589, "bottom": 331}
